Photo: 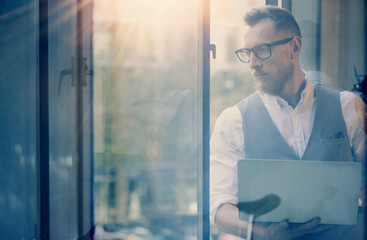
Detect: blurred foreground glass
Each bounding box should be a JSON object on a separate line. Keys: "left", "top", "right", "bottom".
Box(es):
{"left": 209, "top": 0, "right": 263, "bottom": 238}
{"left": 0, "top": 2, "right": 38, "bottom": 238}
{"left": 93, "top": 0, "right": 200, "bottom": 239}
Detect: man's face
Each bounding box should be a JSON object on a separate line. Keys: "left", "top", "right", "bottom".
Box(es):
{"left": 243, "top": 18, "right": 294, "bottom": 95}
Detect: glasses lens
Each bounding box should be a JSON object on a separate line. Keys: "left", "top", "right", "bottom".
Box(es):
{"left": 237, "top": 49, "right": 251, "bottom": 63}
{"left": 254, "top": 45, "right": 270, "bottom": 60}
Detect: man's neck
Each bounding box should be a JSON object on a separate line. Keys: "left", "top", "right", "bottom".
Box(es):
{"left": 278, "top": 69, "right": 305, "bottom": 108}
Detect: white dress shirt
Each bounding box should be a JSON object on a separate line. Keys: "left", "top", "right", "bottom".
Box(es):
{"left": 210, "top": 76, "right": 366, "bottom": 220}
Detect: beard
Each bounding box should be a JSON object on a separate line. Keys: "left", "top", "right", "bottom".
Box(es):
{"left": 255, "top": 63, "right": 294, "bottom": 96}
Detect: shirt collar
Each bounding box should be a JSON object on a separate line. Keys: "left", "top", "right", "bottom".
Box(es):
{"left": 258, "top": 70, "right": 315, "bottom": 111}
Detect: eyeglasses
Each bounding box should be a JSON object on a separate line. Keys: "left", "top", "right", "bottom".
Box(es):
{"left": 235, "top": 37, "right": 294, "bottom": 63}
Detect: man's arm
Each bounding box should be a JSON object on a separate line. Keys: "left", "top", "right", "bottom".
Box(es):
{"left": 215, "top": 203, "right": 334, "bottom": 240}
{"left": 214, "top": 204, "right": 247, "bottom": 237}
{"left": 210, "top": 107, "right": 244, "bottom": 218}
{"left": 340, "top": 92, "right": 366, "bottom": 204}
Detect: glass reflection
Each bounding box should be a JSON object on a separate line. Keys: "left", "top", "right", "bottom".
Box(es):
{"left": 93, "top": 0, "right": 199, "bottom": 239}
{"left": 0, "top": 1, "right": 38, "bottom": 239}
{"left": 210, "top": 1, "right": 366, "bottom": 240}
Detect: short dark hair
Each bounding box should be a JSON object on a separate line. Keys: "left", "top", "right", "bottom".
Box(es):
{"left": 244, "top": 6, "right": 302, "bottom": 38}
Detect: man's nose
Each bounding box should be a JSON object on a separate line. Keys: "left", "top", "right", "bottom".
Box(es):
{"left": 248, "top": 52, "right": 262, "bottom": 69}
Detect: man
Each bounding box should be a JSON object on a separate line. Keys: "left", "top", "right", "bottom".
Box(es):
{"left": 210, "top": 6, "right": 366, "bottom": 240}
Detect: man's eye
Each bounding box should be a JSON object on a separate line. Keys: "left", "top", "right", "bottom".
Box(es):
{"left": 256, "top": 45, "right": 268, "bottom": 54}
{"left": 243, "top": 49, "right": 251, "bottom": 56}
{"left": 254, "top": 45, "right": 270, "bottom": 58}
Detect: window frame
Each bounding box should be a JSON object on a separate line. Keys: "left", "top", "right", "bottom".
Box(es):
{"left": 38, "top": 0, "right": 94, "bottom": 238}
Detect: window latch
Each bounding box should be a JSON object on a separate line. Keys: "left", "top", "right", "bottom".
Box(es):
{"left": 58, "top": 57, "right": 93, "bottom": 95}
{"left": 209, "top": 44, "right": 216, "bottom": 59}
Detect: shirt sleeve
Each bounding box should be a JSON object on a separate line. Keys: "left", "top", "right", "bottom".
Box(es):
{"left": 340, "top": 91, "right": 366, "bottom": 186}
{"left": 210, "top": 106, "right": 246, "bottom": 221}
{"left": 340, "top": 91, "right": 366, "bottom": 161}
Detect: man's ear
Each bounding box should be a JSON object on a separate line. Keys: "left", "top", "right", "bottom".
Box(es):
{"left": 291, "top": 37, "right": 302, "bottom": 59}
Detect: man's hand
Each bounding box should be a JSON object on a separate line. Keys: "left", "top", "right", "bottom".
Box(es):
{"left": 215, "top": 204, "right": 334, "bottom": 240}
{"left": 360, "top": 189, "right": 366, "bottom": 207}
{"left": 253, "top": 218, "right": 335, "bottom": 240}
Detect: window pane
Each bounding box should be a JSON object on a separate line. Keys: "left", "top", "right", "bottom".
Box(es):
{"left": 293, "top": 0, "right": 366, "bottom": 92}
{"left": 210, "top": 1, "right": 264, "bottom": 132}
{"left": 48, "top": 0, "right": 78, "bottom": 238}
{"left": 210, "top": 1, "right": 366, "bottom": 239}
{"left": 93, "top": 0, "right": 201, "bottom": 239}
{"left": 210, "top": 1, "right": 265, "bottom": 238}
{"left": 292, "top": 0, "right": 366, "bottom": 238}
{"left": 0, "top": 1, "right": 38, "bottom": 238}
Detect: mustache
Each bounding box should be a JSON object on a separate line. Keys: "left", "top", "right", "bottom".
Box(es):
{"left": 253, "top": 71, "right": 266, "bottom": 76}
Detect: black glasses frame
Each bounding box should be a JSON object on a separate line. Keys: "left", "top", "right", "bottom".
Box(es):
{"left": 235, "top": 37, "right": 294, "bottom": 63}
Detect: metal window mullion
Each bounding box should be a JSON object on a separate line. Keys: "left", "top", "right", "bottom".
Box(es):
{"left": 282, "top": 0, "right": 292, "bottom": 11}
{"left": 266, "top": 0, "right": 278, "bottom": 6}
{"left": 315, "top": 0, "right": 322, "bottom": 71}
{"left": 365, "top": 0, "right": 367, "bottom": 233}
{"left": 76, "top": 0, "right": 84, "bottom": 238}
{"left": 39, "top": 0, "right": 50, "bottom": 239}
{"left": 199, "top": 0, "right": 210, "bottom": 238}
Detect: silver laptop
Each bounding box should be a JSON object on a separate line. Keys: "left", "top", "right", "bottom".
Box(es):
{"left": 238, "top": 159, "right": 362, "bottom": 225}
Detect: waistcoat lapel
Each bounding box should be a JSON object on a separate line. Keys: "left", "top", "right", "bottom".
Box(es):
{"left": 302, "top": 86, "right": 353, "bottom": 162}
{"left": 237, "top": 92, "right": 299, "bottom": 160}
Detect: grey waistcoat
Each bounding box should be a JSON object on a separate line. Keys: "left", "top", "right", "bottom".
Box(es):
{"left": 236, "top": 86, "right": 353, "bottom": 162}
